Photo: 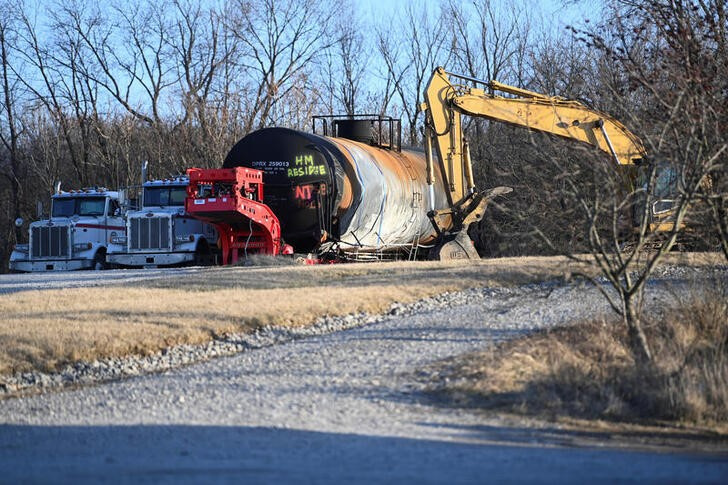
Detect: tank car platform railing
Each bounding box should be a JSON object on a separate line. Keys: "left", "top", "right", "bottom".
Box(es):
{"left": 312, "top": 114, "right": 402, "bottom": 152}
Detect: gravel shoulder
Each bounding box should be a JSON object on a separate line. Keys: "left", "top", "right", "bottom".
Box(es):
{"left": 1, "top": 270, "right": 726, "bottom": 483}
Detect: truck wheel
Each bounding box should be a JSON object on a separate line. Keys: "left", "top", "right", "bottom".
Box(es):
{"left": 93, "top": 252, "right": 106, "bottom": 271}
{"left": 194, "top": 243, "right": 212, "bottom": 266}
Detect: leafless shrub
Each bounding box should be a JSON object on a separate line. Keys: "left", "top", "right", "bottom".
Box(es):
{"left": 433, "top": 276, "right": 728, "bottom": 424}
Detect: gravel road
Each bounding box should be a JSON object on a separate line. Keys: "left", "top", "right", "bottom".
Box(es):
{"left": 0, "top": 267, "right": 205, "bottom": 294}
{"left": 1, "top": 274, "right": 726, "bottom": 483}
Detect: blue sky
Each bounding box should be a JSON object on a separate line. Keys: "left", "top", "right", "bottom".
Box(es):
{"left": 355, "top": 0, "right": 599, "bottom": 30}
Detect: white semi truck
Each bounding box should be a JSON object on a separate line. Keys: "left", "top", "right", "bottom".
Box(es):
{"left": 107, "top": 176, "right": 218, "bottom": 267}
{"left": 9, "top": 188, "right": 125, "bottom": 272}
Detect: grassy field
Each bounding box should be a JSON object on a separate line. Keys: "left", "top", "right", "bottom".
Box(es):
{"left": 0, "top": 256, "right": 586, "bottom": 377}
{"left": 1, "top": 253, "right": 722, "bottom": 383}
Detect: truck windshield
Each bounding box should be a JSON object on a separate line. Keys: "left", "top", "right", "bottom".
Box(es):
{"left": 144, "top": 186, "right": 187, "bottom": 207}
{"left": 52, "top": 197, "right": 106, "bottom": 217}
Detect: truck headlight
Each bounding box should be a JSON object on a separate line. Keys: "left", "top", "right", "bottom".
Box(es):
{"left": 73, "top": 242, "right": 93, "bottom": 251}
{"left": 175, "top": 235, "right": 195, "bottom": 243}
{"left": 111, "top": 235, "right": 127, "bottom": 244}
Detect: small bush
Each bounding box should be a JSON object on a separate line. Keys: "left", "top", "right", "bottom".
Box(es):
{"left": 434, "top": 279, "right": 728, "bottom": 425}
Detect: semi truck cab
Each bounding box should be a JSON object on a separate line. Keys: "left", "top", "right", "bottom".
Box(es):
{"left": 107, "top": 177, "right": 218, "bottom": 267}
{"left": 9, "top": 188, "right": 125, "bottom": 272}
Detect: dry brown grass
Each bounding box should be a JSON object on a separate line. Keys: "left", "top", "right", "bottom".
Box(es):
{"left": 0, "top": 256, "right": 587, "bottom": 377}
{"left": 1, "top": 253, "right": 721, "bottom": 380}
{"left": 431, "top": 274, "right": 728, "bottom": 427}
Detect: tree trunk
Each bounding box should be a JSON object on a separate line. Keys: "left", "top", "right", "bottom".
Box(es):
{"left": 11, "top": 176, "right": 22, "bottom": 243}
{"left": 624, "top": 298, "right": 652, "bottom": 365}
{"left": 713, "top": 199, "right": 728, "bottom": 262}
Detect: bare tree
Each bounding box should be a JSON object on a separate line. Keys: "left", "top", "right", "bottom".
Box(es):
{"left": 58, "top": 0, "right": 171, "bottom": 128}
{"left": 14, "top": 0, "right": 107, "bottom": 186}
{"left": 528, "top": 32, "right": 593, "bottom": 99}
{"left": 523, "top": 0, "right": 728, "bottom": 364}
{"left": 168, "top": 0, "right": 233, "bottom": 168}
{"left": 335, "top": 22, "right": 367, "bottom": 116}
{"left": 319, "top": 5, "right": 369, "bottom": 117}
{"left": 372, "top": 29, "right": 406, "bottom": 119}
{"left": 0, "top": 2, "right": 24, "bottom": 243}
{"left": 447, "top": 0, "right": 531, "bottom": 85}
{"left": 377, "top": 0, "right": 451, "bottom": 146}
{"left": 442, "top": 0, "right": 543, "bottom": 256}
{"left": 706, "top": 178, "right": 728, "bottom": 260}
{"left": 444, "top": 0, "right": 533, "bottom": 166}
{"left": 225, "top": 0, "right": 340, "bottom": 132}
{"left": 688, "top": 0, "right": 728, "bottom": 260}
{"left": 22, "top": 109, "right": 65, "bottom": 194}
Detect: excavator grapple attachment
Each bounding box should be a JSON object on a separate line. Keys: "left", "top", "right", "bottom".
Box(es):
{"left": 429, "top": 231, "right": 480, "bottom": 260}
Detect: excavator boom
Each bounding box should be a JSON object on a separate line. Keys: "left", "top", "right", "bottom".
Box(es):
{"left": 422, "top": 66, "right": 647, "bottom": 212}
{"left": 453, "top": 90, "right": 646, "bottom": 165}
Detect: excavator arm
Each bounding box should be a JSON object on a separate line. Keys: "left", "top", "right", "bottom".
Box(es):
{"left": 421, "top": 66, "right": 647, "bottom": 235}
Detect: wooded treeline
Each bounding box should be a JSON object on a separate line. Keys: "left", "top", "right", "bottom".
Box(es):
{"left": 0, "top": 0, "right": 726, "bottom": 269}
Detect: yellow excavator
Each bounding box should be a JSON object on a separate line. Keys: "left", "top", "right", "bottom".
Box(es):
{"left": 420, "top": 66, "right": 674, "bottom": 257}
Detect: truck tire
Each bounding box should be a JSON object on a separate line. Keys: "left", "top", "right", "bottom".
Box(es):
{"left": 93, "top": 251, "right": 106, "bottom": 271}
{"left": 193, "top": 242, "right": 212, "bottom": 266}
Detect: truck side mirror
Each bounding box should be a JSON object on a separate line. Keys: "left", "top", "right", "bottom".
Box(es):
{"left": 36, "top": 201, "right": 44, "bottom": 219}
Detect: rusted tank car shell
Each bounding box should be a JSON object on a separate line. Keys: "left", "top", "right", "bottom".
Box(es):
{"left": 223, "top": 127, "right": 449, "bottom": 253}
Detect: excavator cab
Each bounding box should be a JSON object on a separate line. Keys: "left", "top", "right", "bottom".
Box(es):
{"left": 633, "top": 161, "right": 680, "bottom": 231}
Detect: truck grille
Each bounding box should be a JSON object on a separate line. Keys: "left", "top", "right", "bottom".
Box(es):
{"left": 129, "top": 216, "right": 171, "bottom": 251}
{"left": 31, "top": 225, "right": 70, "bottom": 258}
